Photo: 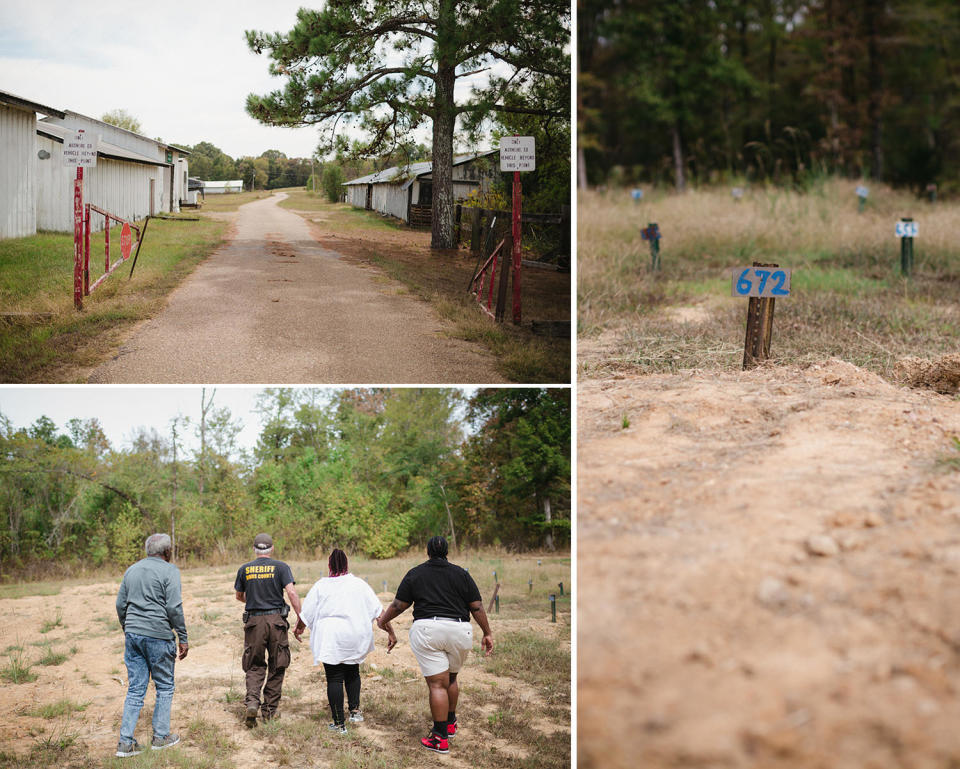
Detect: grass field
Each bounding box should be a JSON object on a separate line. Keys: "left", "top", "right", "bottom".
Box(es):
{"left": 279, "top": 189, "right": 571, "bottom": 383}
{"left": 579, "top": 178, "right": 960, "bottom": 379}
{"left": 0, "top": 551, "right": 570, "bottom": 769}
{"left": 0, "top": 217, "right": 227, "bottom": 382}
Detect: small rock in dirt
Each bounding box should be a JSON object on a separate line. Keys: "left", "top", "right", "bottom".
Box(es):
{"left": 863, "top": 512, "right": 884, "bottom": 528}
{"left": 806, "top": 534, "right": 840, "bottom": 557}
{"left": 756, "top": 577, "right": 791, "bottom": 607}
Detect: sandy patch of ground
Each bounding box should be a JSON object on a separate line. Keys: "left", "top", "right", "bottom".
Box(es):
{"left": 0, "top": 563, "right": 567, "bottom": 767}
{"left": 578, "top": 358, "right": 960, "bottom": 768}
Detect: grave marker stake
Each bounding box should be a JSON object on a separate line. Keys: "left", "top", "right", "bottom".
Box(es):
{"left": 735, "top": 262, "right": 788, "bottom": 370}
{"left": 550, "top": 594, "right": 557, "bottom": 623}
{"left": 898, "top": 217, "right": 915, "bottom": 277}
{"left": 641, "top": 222, "right": 662, "bottom": 271}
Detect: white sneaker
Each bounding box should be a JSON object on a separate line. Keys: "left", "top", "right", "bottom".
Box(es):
{"left": 349, "top": 710, "right": 364, "bottom": 723}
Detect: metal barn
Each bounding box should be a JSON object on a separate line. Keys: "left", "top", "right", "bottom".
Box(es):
{"left": 36, "top": 111, "right": 190, "bottom": 233}
{"left": 342, "top": 151, "right": 498, "bottom": 224}
{"left": 0, "top": 90, "right": 65, "bottom": 239}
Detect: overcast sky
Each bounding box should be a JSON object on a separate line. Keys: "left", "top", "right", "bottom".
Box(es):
{"left": 0, "top": 0, "right": 503, "bottom": 161}
{"left": 0, "top": 386, "right": 479, "bottom": 457}
{"left": 0, "top": 387, "right": 268, "bottom": 455}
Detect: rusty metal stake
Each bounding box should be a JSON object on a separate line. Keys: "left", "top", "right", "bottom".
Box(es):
{"left": 742, "top": 261, "right": 778, "bottom": 370}
{"left": 128, "top": 216, "right": 151, "bottom": 280}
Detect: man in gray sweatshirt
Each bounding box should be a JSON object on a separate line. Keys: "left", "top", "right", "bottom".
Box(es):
{"left": 115, "top": 533, "right": 189, "bottom": 758}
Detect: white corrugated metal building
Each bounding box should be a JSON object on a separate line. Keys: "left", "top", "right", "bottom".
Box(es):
{"left": 342, "top": 151, "right": 498, "bottom": 223}
{"left": 0, "top": 90, "right": 65, "bottom": 239}
{"left": 202, "top": 180, "right": 243, "bottom": 194}
{"left": 36, "top": 111, "right": 190, "bottom": 233}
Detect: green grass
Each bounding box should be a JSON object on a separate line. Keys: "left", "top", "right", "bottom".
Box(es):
{"left": 0, "top": 582, "right": 62, "bottom": 599}
{"left": 1, "top": 648, "right": 38, "bottom": 683}
{"left": 40, "top": 608, "right": 63, "bottom": 633}
{"left": 37, "top": 647, "right": 69, "bottom": 666}
{"left": 0, "top": 217, "right": 227, "bottom": 382}
{"left": 193, "top": 189, "right": 273, "bottom": 212}
{"left": 484, "top": 630, "right": 571, "bottom": 705}
{"left": 26, "top": 699, "right": 88, "bottom": 718}
{"left": 277, "top": 188, "right": 405, "bottom": 233}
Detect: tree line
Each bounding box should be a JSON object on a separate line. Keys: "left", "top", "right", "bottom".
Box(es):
{"left": 579, "top": 0, "right": 960, "bottom": 194}
{"left": 0, "top": 389, "right": 570, "bottom": 576}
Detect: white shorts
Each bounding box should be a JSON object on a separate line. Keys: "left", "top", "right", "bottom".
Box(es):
{"left": 409, "top": 619, "right": 473, "bottom": 677}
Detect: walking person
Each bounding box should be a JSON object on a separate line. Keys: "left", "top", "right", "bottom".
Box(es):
{"left": 293, "top": 548, "right": 397, "bottom": 733}
{"left": 115, "top": 533, "right": 188, "bottom": 758}
{"left": 377, "top": 536, "right": 493, "bottom": 754}
{"left": 234, "top": 533, "right": 303, "bottom": 727}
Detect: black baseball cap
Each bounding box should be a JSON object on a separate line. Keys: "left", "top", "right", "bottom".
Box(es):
{"left": 254, "top": 533, "right": 273, "bottom": 551}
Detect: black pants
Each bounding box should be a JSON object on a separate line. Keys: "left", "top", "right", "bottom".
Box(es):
{"left": 323, "top": 662, "right": 360, "bottom": 725}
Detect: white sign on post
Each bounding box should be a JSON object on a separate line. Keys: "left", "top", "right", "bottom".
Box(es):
{"left": 895, "top": 220, "right": 918, "bottom": 238}
{"left": 63, "top": 132, "right": 98, "bottom": 167}
{"left": 500, "top": 136, "right": 536, "bottom": 172}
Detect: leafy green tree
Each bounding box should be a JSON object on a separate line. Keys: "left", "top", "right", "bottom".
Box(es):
{"left": 102, "top": 109, "right": 143, "bottom": 134}
{"left": 321, "top": 164, "right": 345, "bottom": 203}
{"left": 245, "top": 0, "right": 570, "bottom": 250}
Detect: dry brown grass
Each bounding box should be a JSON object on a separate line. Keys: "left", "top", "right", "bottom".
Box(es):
{"left": 579, "top": 181, "right": 960, "bottom": 381}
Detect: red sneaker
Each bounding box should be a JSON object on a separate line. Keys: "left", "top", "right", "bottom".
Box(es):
{"left": 421, "top": 732, "right": 450, "bottom": 753}
{"left": 447, "top": 721, "right": 457, "bottom": 738}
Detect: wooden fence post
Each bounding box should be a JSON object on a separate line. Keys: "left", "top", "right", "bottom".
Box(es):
{"left": 471, "top": 208, "right": 483, "bottom": 254}
{"left": 742, "top": 261, "right": 778, "bottom": 369}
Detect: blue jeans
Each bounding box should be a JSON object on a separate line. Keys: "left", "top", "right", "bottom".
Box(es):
{"left": 120, "top": 633, "right": 176, "bottom": 741}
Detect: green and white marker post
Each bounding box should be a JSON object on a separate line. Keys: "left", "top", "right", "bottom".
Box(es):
{"left": 856, "top": 185, "right": 869, "bottom": 213}
{"left": 896, "top": 218, "right": 917, "bottom": 277}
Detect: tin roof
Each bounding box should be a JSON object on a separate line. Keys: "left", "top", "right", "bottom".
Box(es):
{"left": 0, "top": 89, "right": 65, "bottom": 119}
{"left": 36, "top": 121, "right": 170, "bottom": 167}
{"left": 342, "top": 150, "right": 497, "bottom": 187}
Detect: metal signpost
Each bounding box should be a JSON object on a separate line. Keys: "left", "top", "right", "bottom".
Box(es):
{"left": 856, "top": 185, "right": 869, "bottom": 213}
{"left": 896, "top": 218, "right": 917, "bottom": 276}
{"left": 732, "top": 263, "right": 791, "bottom": 369}
{"left": 65, "top": 130, "right": 97, "bottom": 309}
{"left": 500, "top": 136, "right": 535, "bottom": 324}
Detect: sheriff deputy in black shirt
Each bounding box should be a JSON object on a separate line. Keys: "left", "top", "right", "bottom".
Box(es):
{"left": 377, "top": 536, "right": 493, "bottom": 754}
{"left": 234, "top": 533, "right": 303, "bottom": 728}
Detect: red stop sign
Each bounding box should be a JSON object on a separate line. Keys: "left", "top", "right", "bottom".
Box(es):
{"left": 120, "top": 222, "right": 132, "bottom": 260}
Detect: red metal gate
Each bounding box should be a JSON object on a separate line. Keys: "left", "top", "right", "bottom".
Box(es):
{"left": 73, "top": 203, "right": 143, "bottom": 310}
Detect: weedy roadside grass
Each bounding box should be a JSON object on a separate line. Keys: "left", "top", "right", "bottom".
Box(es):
{"left": 26, "top": 699, "right": 88, "bottom": 718}
{"left": 1, "top": 647, "right": 37, "bottom": 683}
{"left": 192, "top": 190, "right": 272, "bottom": 213}
{"left": 580, "top": 180, "right": 960, "bottom": 379}
{"left": 279, "top": 188, "right": 570, "bottom": 383}
{"left": 0, "top": 217, "right": 227, "bottom": 382}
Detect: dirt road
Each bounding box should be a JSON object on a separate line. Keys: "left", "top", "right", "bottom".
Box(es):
{"left": 88, "top": 193, "right": 505, "bottom": 383}
{"left": 578, "top": 359, "right": 960, "bottom": 768}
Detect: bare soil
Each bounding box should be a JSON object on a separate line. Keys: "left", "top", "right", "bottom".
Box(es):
{"left": 0, "top": 562, "right": 569, "bottom": 767}
{"left": 578, "top": 358, "right": 960, "bottom": 768}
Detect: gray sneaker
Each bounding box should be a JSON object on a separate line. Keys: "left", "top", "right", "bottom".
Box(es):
{"left": 115, "top": 738, "right": 142, "bottom": 757}
{"left": 152, "top": 733, "right": 180, "bottom": 750}
{"left": 328, "top": 722, "right": 347, "bottom": 734}
{"left": 348, "top": 710, "right": 364, "bottom": 723}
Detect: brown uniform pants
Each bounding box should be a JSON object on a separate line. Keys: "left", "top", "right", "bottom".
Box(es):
{"left": 242, "top": 613, "right": 291, "bottom": 716}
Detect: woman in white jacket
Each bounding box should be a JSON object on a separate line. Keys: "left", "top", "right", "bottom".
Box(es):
{"left": 293, "top": 549, "right": 396, "bottom": 732}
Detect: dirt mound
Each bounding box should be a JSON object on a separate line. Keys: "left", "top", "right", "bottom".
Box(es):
{"left": 894, "top": 354, "right": 960, "bottom": 395}
{"left": 579, "top": 359, "right": 960, "bottom": 769}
